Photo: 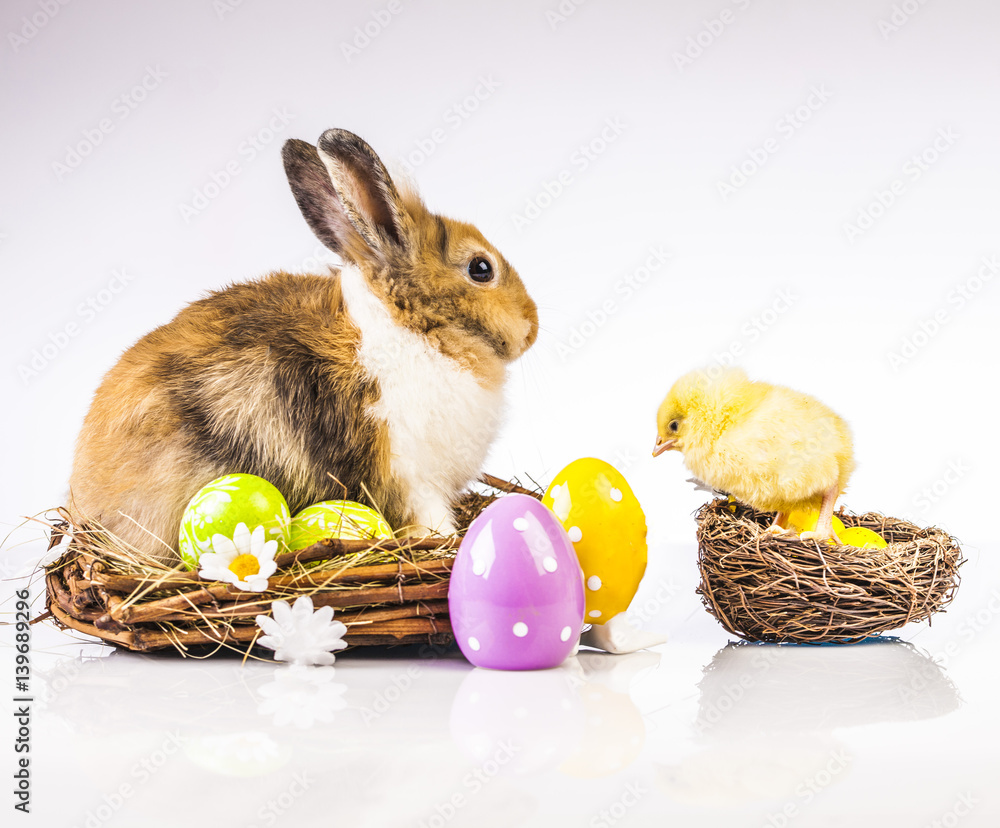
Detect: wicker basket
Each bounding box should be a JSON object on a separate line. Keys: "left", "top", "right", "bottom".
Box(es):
{"left": 43, "top": 475, "right": 536, "bottom": 655}
{"left": 695, "top": 498, "right": 964, "bottom": 644}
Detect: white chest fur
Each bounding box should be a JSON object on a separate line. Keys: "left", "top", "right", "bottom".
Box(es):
{"left": 339, "top": 265, "right": 505, "bottom": 533}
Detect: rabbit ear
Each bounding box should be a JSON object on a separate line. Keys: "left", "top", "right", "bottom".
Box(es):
{"left": 282, "top": 130, "right": 405, "bottom": 263}
{"left": 283, "top": 138, "right": 359, "bottom": 257}
{"left": 316, "top": 129, "right": 406, "bottom": 251}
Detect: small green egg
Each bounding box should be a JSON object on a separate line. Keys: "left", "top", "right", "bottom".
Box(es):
{"left": 289, "top": 500, "right": 394, "bottom": 553}
{"left": 178, "top": 474, "right": 291, "bottom": 570}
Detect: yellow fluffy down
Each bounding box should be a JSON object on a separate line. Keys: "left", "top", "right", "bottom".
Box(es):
{"left": 656, "top": 368, "right": 854, "bottom": 514}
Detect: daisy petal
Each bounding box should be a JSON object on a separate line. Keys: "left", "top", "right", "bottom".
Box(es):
{"left": 249, "top": 524, "right": 268, "bottom": 555}
{"left": 210, "top": 534, "right": 238, "bottom": 559}
{"left": 233, "top": 522, "right": 252, "bottom": 553}
{"left": 199, "top": 558, "right": 237, "bottom": 585}
{"left": 258, "top": 539, "right": 278, "bottom": 562}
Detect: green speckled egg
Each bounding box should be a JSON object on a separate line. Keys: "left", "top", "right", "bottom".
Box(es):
{"left": 178, "top": 474, "right": 291, "bottom": 570}
{"left": 289, "top": 500, "right": 394, "bottom": 553}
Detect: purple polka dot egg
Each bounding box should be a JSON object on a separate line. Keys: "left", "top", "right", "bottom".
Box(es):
{"left": 449, "top": 494, "right": 585, "bottom": 670}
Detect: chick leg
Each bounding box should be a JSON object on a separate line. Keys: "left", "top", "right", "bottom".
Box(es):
{"left": 800, "top": 485, "right": 842, "bottom": 543}
{"left": 766, "top": 512, "right": 792, "bottom": 535}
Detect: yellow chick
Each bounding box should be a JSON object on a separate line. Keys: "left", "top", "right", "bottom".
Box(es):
{"left": 653, "top": 368, "right": 854, "bottom": 542}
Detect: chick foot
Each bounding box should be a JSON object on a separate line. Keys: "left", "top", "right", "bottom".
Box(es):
{"left": 765, "top": 512, "right": 792, "bottom": 535}
{"left": 799, "top": 486, "right": 843, "bottom": 543}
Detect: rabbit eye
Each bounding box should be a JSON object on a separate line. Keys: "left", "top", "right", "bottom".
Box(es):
{"left": 468, "top": 257, "right": 494, "bottom": 283}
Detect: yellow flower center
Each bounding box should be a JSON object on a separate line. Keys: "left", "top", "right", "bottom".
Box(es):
{"left": 228, "top": 553, "right": 260, "bottom": 581}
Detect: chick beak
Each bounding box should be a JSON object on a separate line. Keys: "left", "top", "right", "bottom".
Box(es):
{"left": 652, "top": 436, "right": 677, "bottom": 457}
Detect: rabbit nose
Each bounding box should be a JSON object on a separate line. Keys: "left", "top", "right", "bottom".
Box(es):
{"left": 513, "top": 316, "right": 537, "bottom": 355}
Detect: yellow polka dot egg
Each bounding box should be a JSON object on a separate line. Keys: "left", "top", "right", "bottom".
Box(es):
{"left": 542, "top": 458, "right": 648, "bottom": 625}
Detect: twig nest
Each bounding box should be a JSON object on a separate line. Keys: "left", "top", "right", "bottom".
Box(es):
{"left": 43, "top": 476, "right": 540, "bottom": 656}
{"left": 695, "top": 499, "right": 964, "bottom": 644}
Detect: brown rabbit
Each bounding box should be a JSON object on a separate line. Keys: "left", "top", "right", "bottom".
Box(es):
{"left": 69, "top": 128, "right": 538, "bottom": 562}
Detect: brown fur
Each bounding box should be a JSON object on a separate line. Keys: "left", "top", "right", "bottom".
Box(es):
{"left": 70, "top": 273, "right": 399, "bottom": 558}
{"left": 371, "top": 190, "right": 537, "bottom": 387}
{"left": 69, "top": 129, "right": 538, "bottom": 562}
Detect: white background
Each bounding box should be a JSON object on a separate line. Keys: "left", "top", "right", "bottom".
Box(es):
{"left": 3, "top": 0, "right": 998, "bottom": 549}
{"left": 3, "top": 2, "right": 1000, "bottom": 826}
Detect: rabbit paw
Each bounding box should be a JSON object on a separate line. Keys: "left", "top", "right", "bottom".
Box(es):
{"left": 409, "top": 501, "right": 457, "bottom": 538}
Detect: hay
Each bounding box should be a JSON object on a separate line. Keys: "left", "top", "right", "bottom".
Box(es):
{"left": 43, "top": 474, "right": 540, "bottom": 656}
{"left": 695, "top": 498, "right": 964, "bottom": 644}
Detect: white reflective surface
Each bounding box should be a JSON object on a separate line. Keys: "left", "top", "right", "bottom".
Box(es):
{"left": 6, "top": 539, "right": 999, "bottom": 827}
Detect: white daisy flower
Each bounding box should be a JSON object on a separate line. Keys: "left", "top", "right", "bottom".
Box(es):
{"left": 198, "top": 523, "right": 278, "bottom": 592}
{"left": 255, "top": 595, "right": 348, "bottom": 666}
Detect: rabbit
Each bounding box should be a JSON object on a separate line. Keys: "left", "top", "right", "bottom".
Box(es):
{"left": 69, "top": 127, "right": 538, "bottom": 563}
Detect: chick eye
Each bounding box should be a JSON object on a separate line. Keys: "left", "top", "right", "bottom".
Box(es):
{"left": 669, "top": 420, "right": 679, "bottom": 432}
{"left": 468, "top": 256, "right": 494, "bottom": 283}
